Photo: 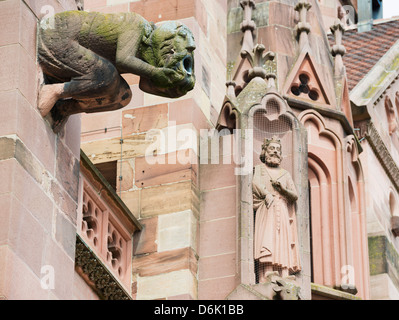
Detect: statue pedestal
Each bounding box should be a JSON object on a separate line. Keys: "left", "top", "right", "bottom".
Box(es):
{"left": 227, "top": 272, "right": 302, "bottom": 300}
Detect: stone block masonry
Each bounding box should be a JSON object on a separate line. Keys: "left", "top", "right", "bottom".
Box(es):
{"left": 81, "top": 0, "right": 229, "bottom": 300}
{"left": 0, "top": 0, "right": 81, "bottom": 300}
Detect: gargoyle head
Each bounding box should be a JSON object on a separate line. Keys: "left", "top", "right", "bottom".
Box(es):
{"left": 139, "top": 21, "right": 196, "bottom": 98}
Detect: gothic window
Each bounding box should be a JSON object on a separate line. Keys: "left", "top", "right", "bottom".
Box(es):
{"left": 290, "top": 73, "right": 320, "bottom": 102}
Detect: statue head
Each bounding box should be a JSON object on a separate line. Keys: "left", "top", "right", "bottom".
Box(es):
{"left": 139, "top": 21, "right": 196, "bottom": 98}
{"left": 260, "top": 136, "right": 282, "bottom": 167}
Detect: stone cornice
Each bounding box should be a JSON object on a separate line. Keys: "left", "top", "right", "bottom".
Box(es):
{"left": 75, "top": 235, "right": 132, "bottom": 300}
{"left": 311, "top": 283, "right": 361, "bottom": 300}
{"left": 350, "top": 38, "right": 399, "bottom": 109}
{"left": 368, "top": 235, "right": 399, "bottom": 291}
{"left": 285, "top": 95, "right": 354, "bottom": 134}
{"left": 364, "top": 121, "right": 399, "bottom": 192}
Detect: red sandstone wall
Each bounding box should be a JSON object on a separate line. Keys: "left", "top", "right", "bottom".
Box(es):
{"left": 0, "top": 0, "right": 82, "bottom": 300}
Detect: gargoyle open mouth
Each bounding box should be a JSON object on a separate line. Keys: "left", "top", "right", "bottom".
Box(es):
{"left": 182, "top": 55, "right": 193, "bottom": 76}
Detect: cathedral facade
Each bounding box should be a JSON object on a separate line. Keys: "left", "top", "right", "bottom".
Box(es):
{"left": 1, "top": 0, "right": 399, "bottom": 300}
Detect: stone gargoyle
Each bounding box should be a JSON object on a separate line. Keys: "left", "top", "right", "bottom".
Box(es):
{"left": 38, "top": 10, "right": 196, "bottom": 131}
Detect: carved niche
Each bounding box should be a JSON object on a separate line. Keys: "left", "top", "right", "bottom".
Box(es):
{"left": 250, "top": 92, "right": 308, "bottom": 287}
{"left": 37, "top": 10, "right": 196, "bottom": 131}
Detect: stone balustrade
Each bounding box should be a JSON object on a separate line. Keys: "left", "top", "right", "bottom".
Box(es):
{"left": 76, "top": 151, "right": 142, "bottom": 299}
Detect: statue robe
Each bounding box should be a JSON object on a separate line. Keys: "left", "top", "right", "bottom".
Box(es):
{"left": 252, "top": 164, "right": 301, "bottom": 274}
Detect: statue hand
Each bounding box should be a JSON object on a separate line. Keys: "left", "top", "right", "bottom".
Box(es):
{"left": 271, "top": 180, "right": 283, "bottom": 192}
{"left": 265, "top": 193, "right": 274, "bottom": 208}
{"left": 152, "top": 67, "right": 183, "bottom": 87}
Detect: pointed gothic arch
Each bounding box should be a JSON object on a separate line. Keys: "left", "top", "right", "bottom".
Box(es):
{"left": 299, "top": 109, "right": 348, "bottom": 289}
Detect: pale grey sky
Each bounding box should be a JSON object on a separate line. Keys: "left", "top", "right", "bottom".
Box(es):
{"left": 383, "top": 0, "right": 399, "bottom": 18}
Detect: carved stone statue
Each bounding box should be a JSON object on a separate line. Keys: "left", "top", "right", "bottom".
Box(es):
{"left": 38, "top": 10, "right": 196, "bottom": 131}
{"left": 252, "top": 136, "right": 301, "bottom": 282}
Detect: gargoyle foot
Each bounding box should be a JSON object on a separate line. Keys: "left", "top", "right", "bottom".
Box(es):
{"left": 51, "top": 100, "right": 71, "bottom": 133}
{"left": 38, "top": 84, "right": 65, "bottom": 117}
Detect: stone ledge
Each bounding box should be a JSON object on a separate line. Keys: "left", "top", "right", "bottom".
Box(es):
{"left": 311, "top": 283, "right": 361, "bottom": 300}
{"left": 365, "top": 122, "right": 399, "bottom": 193}
{"left": 368, "top": 235, "right": 399, "bottom": 291}
{"left": 133, "top": 247, "right": 198, "bottom": 278}
{"left": 0, "top": 135, "right": 45, "bottom": 185}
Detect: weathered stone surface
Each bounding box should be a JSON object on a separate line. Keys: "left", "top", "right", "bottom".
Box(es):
{"left": 136, "top": 269, "right": 197, "bottom": 300}
{"left": 227, "top": 272, "right": 302, "bottom": 300}
{"left": 133, "top": 247, "right": 197, "bottom": 277}
{"left": 81, "top": 134, "right": 156, "bottom": 164}
{"left": 129, "top": 0, "right": 196, "bottom": 24}
{"left": 120, "top": 189, "right": 140, "bottom": 218}
{"left": 133, "top": 216, "right": 158, "bottom": 256}
{"left": 158, "top": 210, "right": 198, "bottom": 252}
{"left": 0, "top": 137, "right": 16, "bottom": 161}
{"left": 37, "top": 10, "right": 196, "bottom": 132}
{"left": 135, "top": 150, "right": 198, "bottom": 188}
{"left": 55, "top": 210, "right": 77, "bottom": 259}
{"left": 140, "top": 181, "right": 199, "bottom": 217}
{"left": 122, "top": 104, "right": 168, "bottom": 135}
{"left": 117, "top": 160, "right": 134, "bottom": 192}
{"left": 56, "top": 139, "right": 80, "bottom": 201}
{"left": 51, "top": 180, "right": 78, "bottom": 224}
{"left": 392, "top": 216, "right": 399, "bottom": 237}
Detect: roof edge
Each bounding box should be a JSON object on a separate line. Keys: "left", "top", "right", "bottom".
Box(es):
{"left": 350, "top": 37, "right": 399, "bottom": 108}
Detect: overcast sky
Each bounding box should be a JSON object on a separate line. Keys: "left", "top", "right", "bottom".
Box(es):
{"left": 383, "top": 0, "right": 399, "bottom": 18}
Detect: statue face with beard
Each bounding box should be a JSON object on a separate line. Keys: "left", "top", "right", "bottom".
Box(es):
{"left": 260, "top": 141, "right": 282, "bottom": 167}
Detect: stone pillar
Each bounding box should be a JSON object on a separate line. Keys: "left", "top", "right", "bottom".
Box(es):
{"left": 239, "top": 0, "right": 256, "bottom": 53}
{"left": 330, "top": 19, "right": 346, "bottom": 77}
{"left": 295, "top": 0, "right": 312, "bottom": 51}
{"left": 0, "top": 0, "right": 81, "bottom": 299}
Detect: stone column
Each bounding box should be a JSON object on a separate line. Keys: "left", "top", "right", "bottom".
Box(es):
{"left": 0, "top": 0, "right": 81, "bottom": 299}
{"left": 240, "top": 0, "right": 256, "bottom": 53}
{"left": 330, "top": 19, "right": 346, "bottom": 77}
{"left": 295, "top": 0, "right": 312, "bottom": 50}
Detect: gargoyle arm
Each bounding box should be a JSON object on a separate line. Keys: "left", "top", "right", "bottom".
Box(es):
{"left": 115, "top": 29, "right": 156, "bottom": 78}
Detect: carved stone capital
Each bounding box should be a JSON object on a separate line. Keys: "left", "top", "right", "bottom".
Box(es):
{"left": 330, "top": 19, "right": 346, "bottom": 57}
{"left": 294, "top": 0, "right": 312, "bottom": 48}
{"left": 240, "top": 0, "right": 256, "bottom": 10}
{"left": 295, "top": 22, "right": 311, "bottom": 35}
{"left": 226, "top": 81, "right": 237, "bottom": 98}
{"left": 240, "top": 19, "right": 256, "bottom": 32}
{"left": 331, "top": 44, "right": 346, "bottom": 57}
{"left": 330, "top": 20, "right": 345, "bottom": 34}
{"left": 294, "top": 0, "right": 312, "bottom": 12}
{"left": 241, "top": 44, "right": 275, "bottom": 82}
